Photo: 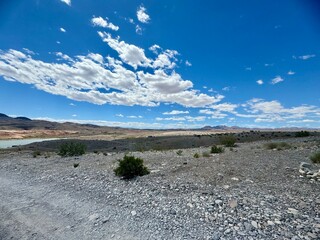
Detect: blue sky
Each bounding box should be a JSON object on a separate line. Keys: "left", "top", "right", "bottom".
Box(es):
{"left": 0, "top": 0, "right": 320, "bottom": 129}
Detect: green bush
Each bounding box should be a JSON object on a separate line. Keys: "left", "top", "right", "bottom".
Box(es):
{"left": 264, "top": 142, "right": 291, "bottom": 150}
{"left": 176, "top": 150, "right": 183, "bottom": 156}
{"left": 211, "top": 145, "right": 224, "bottom": 154}
{"left": 32, "top": 150, "right": 41, "bottom": 158}
{"left": 58, "top": 142, "right": 86, "bottom": 157}
{"left": 310, "top": 152, "right": 320, "bottom": 164}
{"left": 295, "top": 131, "right": 310, "bottom": 138}
{"left": 193, "top": 153, "right": 200, "bottom": 158}
{"left": 114, "top": 155, "right": 150, "bottom": 179}
{"left": 220, "top": 135, "right": 236, "bottom": 147}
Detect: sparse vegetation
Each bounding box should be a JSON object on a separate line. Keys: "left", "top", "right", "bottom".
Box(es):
{"left": 114, "top": 155, "right": 150, "bottom": 179}
{"left": 176, "top": 150, "right": 183, "bottom": 156}
{"left": 295, "top": 131, "right": 310, "bottom": 138}
{"left": 264, "top": 142, "right": 291, "bottom": 150}
{"left": 193, "top": 153, "right": 200, "bottom": 158}
{"left": 211, "top": 145, "right": 224, "bottom": 154}
{"left": 220, "top": 135, "right": 236, "bottom": 147}
{"left": 32, "top": 150, "right": 41, "bottom": 158}
{"left": 310, "top": 152, "right": 320, "bottom": 164}
{"left": 58, "top": 142, "right": 86, "bottom": 157}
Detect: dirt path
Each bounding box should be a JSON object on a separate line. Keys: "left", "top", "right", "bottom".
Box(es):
{"left": 0, "top": 170, "right": 137, "bottom": 240}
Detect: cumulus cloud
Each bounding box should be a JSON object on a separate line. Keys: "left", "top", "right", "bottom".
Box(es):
{"left": 149, "top": 44, "right": 161, "bottom": 54}
{"left": 152, "top": 50, "right": 178, "bottom": 69}
{"left": 163, "top": 110, "right": 189, "bottom": 115}
{"left": 240, "top": 99, "right": 320, "bottom": 123}
{"left": 287, "top": 70, "right": 295, "bottom": 75}
{"left": 60, "top": 27, "right": 66, "bottom": 32}
{"left": 256, "top": 79, "right": 264, "bottom": 85}
{"left": 60, "top": 0, "right": 71, "bottom": 6}
{"left": 91, "top": 16, "right": 119, "bottom": 31}
{"left": 137, "top": 5, "right": 150, "bottom": 23}
{"left": 0, "top": 49, "right": 220, "bottom": 108}
{"left": 271, "top": 76, "right": 283, "bottom": 85}
{"left": 98, "top": 32, "right": 151, "bottom": 69}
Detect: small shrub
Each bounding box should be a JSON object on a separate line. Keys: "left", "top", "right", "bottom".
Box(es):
{"left": 264, "top": 142, "right": 291, "bottom": 150}
{"left": 295, "top": 131, "right": 310, "bottom": 138}
{"left": 193, "top": 153, "right": 200, "bottom": 158}
{"left": 220, "top": 135, "right": 236, "bottom": 147}
{"left": 58, "top": 142, "right": 86, "bottom": 157}
{"left": 73, "top": 163, "right": 79, "bottom": 168}
{"left": 211, "top": 145, "right": 224, "bottom": 154}
{"left": 202, "top": 151, "right": 210, "bottom": 157}
{"left": 114, "top": 155, "right": 150, "bottom": 179}
{"left": 32, "top": 150, "right": 41, "bottom": 158}
{"left": 310, "top": 152, "right": 320, "bottom": 164}
{"left": 265, "top": 142, "right": 278, "bottom": 150}
{"left": 176, "top": 150, "right": 183, "bottom": 156}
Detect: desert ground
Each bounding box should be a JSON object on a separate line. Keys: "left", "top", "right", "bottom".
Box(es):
{"left": 0, "top": 132, "right": 319, "bottom": 239}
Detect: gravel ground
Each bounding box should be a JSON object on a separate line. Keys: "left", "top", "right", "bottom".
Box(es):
{"left": 0, "top": 137, "right": 319, "bottom": 240}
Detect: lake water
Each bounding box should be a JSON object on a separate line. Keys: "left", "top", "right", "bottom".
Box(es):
{"left": 0, "top": 138, "right": 59, "bottom": 149}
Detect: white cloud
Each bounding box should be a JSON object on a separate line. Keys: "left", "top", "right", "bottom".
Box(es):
{"left": 60, "top": 0, "right": 71, "bottom": 6}
{"left": 149, "top": 44, "right": 161, "bottom": 54}
{"left": 163, "top": 110, "right": 189, "bottom": 115}
{"left": 256, "top": 79, "right": 264, "bottom": 85}
{"left": 287, "top": 70, "right": 295, "bottom": 75}
{"left": 199, "top": 109, "right": 227, "bottom": 119}
{"left": 98, "top": 32, "right": 151, "bottom": 69}
{"left": 152, "top": 50, "right": 178, "bottom": 69}
{"left": 135, "top": 25, "right": 142, "bottom": 35}
{"left": 298, "top": 54, "right": 316, "bottom": 60}
{"left": 60, "top": 28, "right": 66, "bottom": 33}
{"left": 91, "top": 16, "right": 119, "bottom": 31}
{"left": 127, "top": 115, "right": 143, "bottom": 119}
{"left": 137, "top": 6, "right": 150, "bottom": 23}
{"left": 55, "top": 52, "right": 73, "bottom": 62}
{"left": 185, "top": 60, "right": 192, "bottom": 66}
{"left": 240, "top": 99, "right": 320, "bottom": 123}
{"left": 210, "top": 103, "right": 238, "bottom": 113}
{"left": 156, "top": 116, "right": 206, "bottom": 122}
{"left": 69, "top": 103, "right": 76, "bottom": 106}
{"left": 0, "top": 49, "right": 220, "bottom": 108}
{"left": 222, "top": 86, "right": 230, "bottom": 91}
{"left": 137, "top": 70, "right": 192, "bottom": 94}
{"left": 271, "top": 76, "right": 284, "bottom": 85}
{"left": 72, "top": 114, "right": 77, "bottom": 117}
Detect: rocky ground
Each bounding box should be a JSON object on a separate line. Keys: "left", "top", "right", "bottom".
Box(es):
{"left": 0, "top": 136, "right": 319, "bottom": 240}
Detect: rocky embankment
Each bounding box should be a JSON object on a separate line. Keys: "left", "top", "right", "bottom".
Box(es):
{"left": 0, "top": 137, "right": 319, "bottom": 239}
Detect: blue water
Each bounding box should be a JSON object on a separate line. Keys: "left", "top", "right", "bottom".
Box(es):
{"left": 0, "top": 138, "right": 59, "bottom": 148}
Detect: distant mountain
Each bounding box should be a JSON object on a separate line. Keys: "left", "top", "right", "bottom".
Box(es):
{"left": 0, "top": 113, "right": 100, "bottom": 131}
{"left": 0, "top": 113, "right": 9, "bottom": 118}
{"left": 15, "top": 117, "right": 32, "bottom": 121}
{"left": 201, "top": 125, "right": 244, "bottom": 130}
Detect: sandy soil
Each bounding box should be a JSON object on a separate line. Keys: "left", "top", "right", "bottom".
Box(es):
{"left": 0, "top": 136, "right": 319, "bottom": 239}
